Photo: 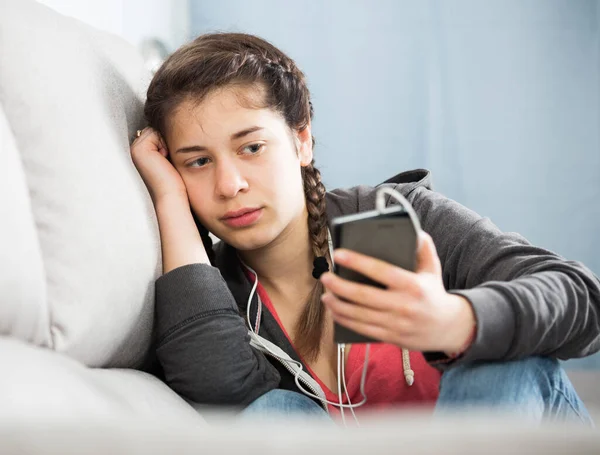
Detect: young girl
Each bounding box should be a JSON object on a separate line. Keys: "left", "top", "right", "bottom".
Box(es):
{"left": 131, "top": 33, "right": 599, "bottom": 424}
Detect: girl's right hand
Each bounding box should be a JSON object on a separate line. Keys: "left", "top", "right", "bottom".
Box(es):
{"left": 130, "top": 127, "right": 187, "bottom": 204}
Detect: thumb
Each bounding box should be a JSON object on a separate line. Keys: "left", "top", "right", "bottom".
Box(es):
{"left": 416, "top": 231, "right": 442, "bottom": 276}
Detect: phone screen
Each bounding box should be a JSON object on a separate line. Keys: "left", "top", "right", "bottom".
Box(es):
{"left": 331, "top": 208, "right": 418, "bottom": 343}
{"left": 338, "top": 214, "right": 417, "bottom": 285}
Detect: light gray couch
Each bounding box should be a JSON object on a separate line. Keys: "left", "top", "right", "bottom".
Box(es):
{"left": 1, "top": 1, "right": 598, "bottom": 453}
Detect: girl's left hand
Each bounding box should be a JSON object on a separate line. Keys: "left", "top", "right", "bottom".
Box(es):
{"left": 320, "top": 231, "right": 476, "bottom": 355}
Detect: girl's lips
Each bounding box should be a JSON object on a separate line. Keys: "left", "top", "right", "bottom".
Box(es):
{"left": 221, "top": 208, "right": 263, "bottom": 228}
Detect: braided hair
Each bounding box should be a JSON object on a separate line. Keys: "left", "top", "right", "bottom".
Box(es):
{"left": 145, "top": 33, "right": 330, "bottom": 361}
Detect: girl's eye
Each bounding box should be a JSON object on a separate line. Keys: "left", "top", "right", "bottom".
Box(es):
{"left": 242, "top": 143, "right": 264, "bottom": 155}
{"left": 188, "top": 157, "right": 210, "bottom": 168}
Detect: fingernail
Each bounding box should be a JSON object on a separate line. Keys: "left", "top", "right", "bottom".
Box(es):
{"left": 334, "top": 250, "right": 347, "bottom": 261}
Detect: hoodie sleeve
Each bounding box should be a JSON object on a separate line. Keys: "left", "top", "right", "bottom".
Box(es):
{"left": 154, "top": 263, "right": 280, "bottom": 406}
{"left": 405, "top": 186, "right": 600, "bottom": 366}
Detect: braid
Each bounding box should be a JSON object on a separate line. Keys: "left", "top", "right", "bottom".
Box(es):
{"left": 231, "top": 51, "right": 296, "bottom": 83}
{"left": 145, "top": 32, "right": 323, "bottom": 358}
{"left": 302, "top": 161, "right": 329, "bottom": 258}
{"left": 295, "top": 160, "right": 329, "bottom": 362}
{"left": 259, "top": 55, "right": 293, "bottom": 74}
{"left": 226, "top": 45, "right": 324, "bottom": 360}
{"left": 230, "top": 50, "right": 312, "bottom": 132}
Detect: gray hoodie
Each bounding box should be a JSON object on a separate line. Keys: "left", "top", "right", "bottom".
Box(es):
{"left": 154, "top": 169, "right": 600, "bottom": 409}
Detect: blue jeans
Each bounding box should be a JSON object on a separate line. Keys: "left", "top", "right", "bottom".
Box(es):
{"left": 241, "top": 389, "right": 332, "bottom": 421}
{"left": 241, "top": 357, "right": 593, "bottom": 425}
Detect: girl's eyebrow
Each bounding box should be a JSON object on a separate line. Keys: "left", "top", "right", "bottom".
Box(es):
{"left": 175, "top": 126, "right": 264, "bottom": 155}
{"left": 230, "top": 126, "right": 263, "bottom": 140}
{"left": 176, "top": 145, "right": 207, "bottom": 154}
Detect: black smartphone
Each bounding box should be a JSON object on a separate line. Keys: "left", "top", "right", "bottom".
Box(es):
{"left": 330, "top": 205, "right": 419, "bottom": 344}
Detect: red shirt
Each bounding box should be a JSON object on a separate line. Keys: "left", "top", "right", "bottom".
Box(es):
{"left": 255, "top": 281, "right": 441, "bottom": 418}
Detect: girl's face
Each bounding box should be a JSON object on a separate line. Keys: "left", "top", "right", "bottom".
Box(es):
{"left": 164, "top": 85, "right": 313, "bottom": 251}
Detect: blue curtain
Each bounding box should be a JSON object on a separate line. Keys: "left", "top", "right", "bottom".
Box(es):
{"left": 189, "top": 0, "right": 600, "bottom": 369}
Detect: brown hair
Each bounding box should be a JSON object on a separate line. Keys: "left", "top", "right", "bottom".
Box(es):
{"left": 144, "top": 33, "right": 329, "bottom": 361}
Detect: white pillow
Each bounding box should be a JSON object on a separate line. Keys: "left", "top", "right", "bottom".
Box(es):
{"left": 0, "top": 0, "right": 160, "bottom": 367}
{"left": 0, "top": 104, "right": 49, "bottom": 346}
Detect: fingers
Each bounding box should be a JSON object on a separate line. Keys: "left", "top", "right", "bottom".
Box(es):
{"left": 132, "top": 127, "right": 163, "bottom": 147}
{"left": 132, "top": 126, "right": 150, "bottom": 144}
{"left": 320, "top": 271, "right": 400, "bottom": 310}
{"left": 323, "top": 290, "right": 422, "bottom": 346}
{"left": 331, "top": 315, "right": 388, "bottom": 341}
{"left": 321, "top": 292, "right": 389, "bottom": 325}
{"left": 131, "top": 127, "right": 170, "bottom": 158}
{"left": 330, "top": 231, "right": 442, "bottom": 290}
{"left": 157, "top": 138, "right": 169, "bottom": 158}
{"left": 322, "top": 291, "right": 415, "bottom": 330}
{"left": 415, "top": 231, "right": 442, "bottom": 276}
{"left": 331, "top": 249, "right": 416, "bottom": 290}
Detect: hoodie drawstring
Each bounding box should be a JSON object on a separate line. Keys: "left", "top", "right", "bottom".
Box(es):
{"left": 402, "top": 348, "right": 414, "bottom": 386}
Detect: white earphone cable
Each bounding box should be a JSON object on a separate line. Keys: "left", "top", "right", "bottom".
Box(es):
{"left": 241, "top": 186, "right": 416, "bottom": 424}
{"left": 337, "top": 344, "right": 346, "bottom": 425}
{"left": 375, "top": 186, "right": 419, "bottom": 387}
{"left": 243, "top": 261, "right": 370, "bottom": 414}
{"left": 340, "top": 343, "right": 360, "bottom": 425}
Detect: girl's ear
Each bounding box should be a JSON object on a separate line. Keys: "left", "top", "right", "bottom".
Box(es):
{"left": 296, "top": 123, "right": 313, "bottom": 167}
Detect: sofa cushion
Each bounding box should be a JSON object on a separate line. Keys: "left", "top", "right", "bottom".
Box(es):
{"left": 0, "top": 337, "right": 206, "bottom": 423}
{"left": 0, "top": 0, "right": 160, "bottom": 367}
{"left": 0, "top": 104, "right": 49, "bottom": 346}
